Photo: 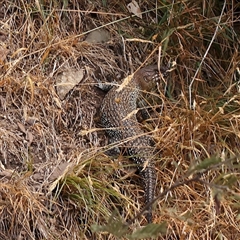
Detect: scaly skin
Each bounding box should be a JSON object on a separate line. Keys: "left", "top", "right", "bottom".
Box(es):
{"left": 100, "top": 65, "right": 166, "bottom": 223}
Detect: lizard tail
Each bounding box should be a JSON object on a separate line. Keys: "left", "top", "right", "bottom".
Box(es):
{"left": 142, "top": 165, "right": 156, "bottom": 223}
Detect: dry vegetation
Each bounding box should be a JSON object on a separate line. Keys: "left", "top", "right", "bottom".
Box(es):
{"left": 0, "top": 0, "right": 240, "bottom": 239}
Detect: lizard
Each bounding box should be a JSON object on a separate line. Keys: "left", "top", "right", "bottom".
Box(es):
{"left": 100, "top": 64, "right": 167, "bottom": 223}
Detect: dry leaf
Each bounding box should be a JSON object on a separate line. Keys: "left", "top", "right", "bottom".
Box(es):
{"left": 127, "top": 0, "right": 142, "bottom": 19}
{"left": 85, "top": 29, "right": 111, "bottom": 43}
{"left": 17, "top": 122, "right": 26, "bottom": 134}
{"left": 55, "top": 69, "right": 84, "bottom": 100}
{"left": 26, "top": 131, "right": 34, "bottom": 145}
{"left": 48, "top": 162, "right": 73, "bottom": 193}
{"left": 49, "top": 162, "right": 72, "bottom": 181}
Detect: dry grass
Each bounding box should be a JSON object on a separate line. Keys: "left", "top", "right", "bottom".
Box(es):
{"left": 0, "top": 0, "right": 240, "bottom": 239}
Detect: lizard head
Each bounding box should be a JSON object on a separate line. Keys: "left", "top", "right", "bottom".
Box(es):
{"left": 135, "top": 64, "right": 168, "bottom": 92}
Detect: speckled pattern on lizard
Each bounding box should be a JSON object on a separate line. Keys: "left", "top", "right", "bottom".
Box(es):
{"left": 100, "top": 64, "right": 167, "bottom": 223}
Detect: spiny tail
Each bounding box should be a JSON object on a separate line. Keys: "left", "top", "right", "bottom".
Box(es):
{"left": 142, "top": 165, "right": 156, "bottom": 223}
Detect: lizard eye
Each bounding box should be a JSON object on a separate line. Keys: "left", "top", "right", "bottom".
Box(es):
{"left": 144, "top": 77, "right": 148, "bottom": 81}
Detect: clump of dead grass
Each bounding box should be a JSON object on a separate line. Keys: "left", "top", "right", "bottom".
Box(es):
{"left": 0, "top": 0, "right": 240, "bottom": 239}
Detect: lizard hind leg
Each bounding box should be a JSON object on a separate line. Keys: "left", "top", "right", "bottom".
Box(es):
{"left": 105, "top": 137, "right": 121, "bottom": 157}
